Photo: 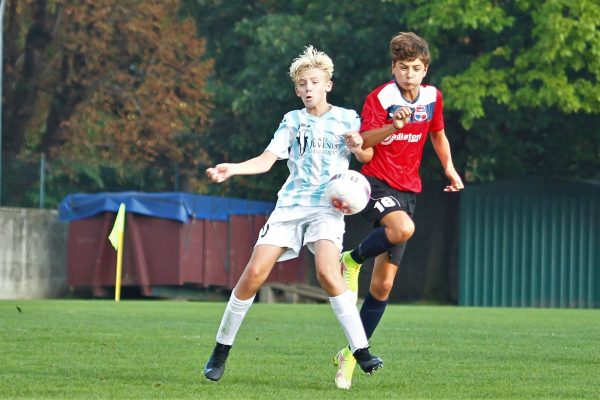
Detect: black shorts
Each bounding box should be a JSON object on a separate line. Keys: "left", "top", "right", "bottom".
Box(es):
{"left": 360, "top": 176, "right": 417, "bottom": 227}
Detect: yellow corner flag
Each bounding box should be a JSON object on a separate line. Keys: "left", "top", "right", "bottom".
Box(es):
{"left": 108, "top": 203, "right": 126, "bottom": 302}
{"left": 109, "top": 203, "right": 126, "bottom": 250}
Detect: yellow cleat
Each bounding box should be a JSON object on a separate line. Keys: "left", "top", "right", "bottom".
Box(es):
{"left": 340, "top": 251, "right": 362, "bottom": 296}
{"left": 333, "top": 347, "right": 356, "bottom": 389}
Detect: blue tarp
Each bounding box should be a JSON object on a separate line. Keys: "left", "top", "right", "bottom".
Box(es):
{"left": 58, "top": 192, "right": 275, "bottom": 223}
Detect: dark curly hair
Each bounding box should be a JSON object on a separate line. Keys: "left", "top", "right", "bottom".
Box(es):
{"left": 389, "top": 32, "right": 431, "bottom": 67}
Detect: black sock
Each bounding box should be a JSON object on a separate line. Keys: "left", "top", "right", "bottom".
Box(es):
{"left": 350, "top": 227, "right": 393, "bottom": 263}
{"left": 359, "top": 292, "right": 388, "bottom": 339}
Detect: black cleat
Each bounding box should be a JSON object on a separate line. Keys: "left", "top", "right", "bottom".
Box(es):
{"left": 203, "top": 343, "right": 231, "bottom": 381}
{"left": 353, "top": 347, "right": 383, "bottom": 374}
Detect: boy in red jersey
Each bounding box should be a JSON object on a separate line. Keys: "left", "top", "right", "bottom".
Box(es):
{"left": 333, "top": 32, "right": 464, "bottom": 389}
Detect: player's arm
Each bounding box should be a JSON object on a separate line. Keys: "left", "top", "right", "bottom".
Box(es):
{"left": 361, "top": 107, "right": 412, "bottom": 149}
{"left": 344, "top": 131, "right": 373, "bottom": 163}
{"left": 354, "top": 146, "right": 373, "bottom": 163}
{"left": 429, "top": 129, "right": 464, "bottom": 192}
{"left": 206, "top": 151, "right": 278, "bottom": 183}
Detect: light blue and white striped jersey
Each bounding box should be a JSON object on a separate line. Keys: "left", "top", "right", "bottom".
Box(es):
{"left": 265, "top": 106, "right": 361, "bottom": 207}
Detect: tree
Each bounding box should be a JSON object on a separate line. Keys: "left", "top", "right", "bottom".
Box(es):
{"left": 183, "top": 0, "right": 407, "bottom": 200}
{"left": 400, "top": 0, "right": 600, "bottom": 181}
{"left": 2, "top": 0, "right": 214, "bottom": 205}
{"left": 186, "top": 0, "right": 599, "bottom": 191}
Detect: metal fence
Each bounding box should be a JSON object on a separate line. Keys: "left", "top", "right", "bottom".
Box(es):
{"left": 1, "top": 153, "right": 44, "bottom": 208}
{"left": 0, "top": 152, "right": 182, "bottom": 209}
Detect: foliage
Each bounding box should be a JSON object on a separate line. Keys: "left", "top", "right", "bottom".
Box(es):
{"left": 184, "top": 0, "right": 599, "bottom": 194}
{"left": 403, "top": 0, "right": 600, "bottom": 123}
{"left": 183, "top": 0, "right": 406, "bottom": 199}
{"left": 2, "top": 0, "right": 213, "bottom": 206}
{"left": 4, "top": 0, "right": 598, "bottom": 206}
{"left": 401, "top": 0, "right": 600, "bottom": 181}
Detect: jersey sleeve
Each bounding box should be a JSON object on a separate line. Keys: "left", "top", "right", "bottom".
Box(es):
{"left": 359, "top": 90, "right": 388, "bottom": 133}
{"left": 430, "top": 89, "right": 445, "bottom": 132}
{"left": 265, "top": 116, "right": 294, "bottom": 160}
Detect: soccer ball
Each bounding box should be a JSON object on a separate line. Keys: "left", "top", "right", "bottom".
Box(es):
{"left": 325, "top": 170, "right": 371, "bottom": 215}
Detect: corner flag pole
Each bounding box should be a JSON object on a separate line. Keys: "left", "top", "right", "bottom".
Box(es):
{"left": 108, "top": 203, "right": 126, "bottom": 302}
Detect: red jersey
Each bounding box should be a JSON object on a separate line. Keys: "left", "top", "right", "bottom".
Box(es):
{"left": 360, "top": 81, "right": 444, "bottom": 193}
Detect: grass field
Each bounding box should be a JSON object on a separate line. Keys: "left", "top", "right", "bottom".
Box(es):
{"left": 1, "top": 300, "right": 598, "bottom": 399}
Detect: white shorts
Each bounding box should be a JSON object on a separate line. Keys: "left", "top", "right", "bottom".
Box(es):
{"left": 255, "top": 205, "right": 345, "bottom": 262}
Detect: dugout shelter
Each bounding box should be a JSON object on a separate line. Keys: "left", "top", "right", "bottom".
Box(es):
{"left": 59, "top": 192, "right": 305, "bottom": 298}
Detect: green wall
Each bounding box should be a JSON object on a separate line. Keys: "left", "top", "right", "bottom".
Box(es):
{"left": 459, "top": 177, "right": 600, "bottom": 308}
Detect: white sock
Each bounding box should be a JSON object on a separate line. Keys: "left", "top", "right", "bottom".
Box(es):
{"left": 215, "top": 292, "right": 255, "bottom": 346}
{"left": 349, "top": 291, "right": 358, "bottom": 305}
{"left": 329, "top": 290, "right": 368, "bottom": 352}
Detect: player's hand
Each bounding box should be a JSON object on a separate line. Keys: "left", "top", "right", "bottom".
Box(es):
{"left": 443, "top": 169, "right": 464, "bottom": 192}
{"left": 344, "top": 131, "right": 363, "bottom": 153}
{"left": 206, "top": 164, "right": 234, "bottom": 183}
{"left": 392, "top": 107, "right": 412, "bottom": 130}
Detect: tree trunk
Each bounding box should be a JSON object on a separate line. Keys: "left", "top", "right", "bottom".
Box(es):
{"left": 4, "top": 0, "right": 50, "bottom": 153}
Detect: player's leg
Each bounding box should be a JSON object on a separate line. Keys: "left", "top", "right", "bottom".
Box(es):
{"left": 370, "top": 243, "right": 405, "bottom": 300}
{"left": 341, "top": 178, "right": 415, "bottom": 302}
{"left": 204, "top": 244, "right": 284, "bottom": 381}
{"left": 358, "top": 205, "right": 412, "bottom": 341}
{"left": 349, "top": 209, "right": 413, "bottom": 264}
{"left": 305, "top": 209, "right": 382, "bottom": 388}
{"left": 205, "top": 206, "right": 307, "bottom": 381}
{"left": 335, "top": 244, "right": 406, "bottom": 387}
{"left": 313, "top": 239, "right": 382, "bottom": 381}
{"left": 313, "top": 238, "right": 349, "bottom": 296}
{"left": 341, "top": 209, "right": 412, "bottom": 304}
{"left": 313, "top": 241, "right": 365, "bottom": 389}
{"left": 217, "top": 244, "right": 284, "bottom": 344}
{"left": 360, "top": 243, "right": 404, "bottom": 339}
{"left": 309, "top": 219, "right": 371, "bottom": 352}
{"left": 336, "top": 189, "right": 414, "bottom": 387}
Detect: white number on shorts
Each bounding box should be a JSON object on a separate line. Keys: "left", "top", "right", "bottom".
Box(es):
{"left": 374, "top": 196, "right": 396, "bottom": 213}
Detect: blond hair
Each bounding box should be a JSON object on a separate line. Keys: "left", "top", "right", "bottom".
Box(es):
{"left": 289, "top": 45, "right": 334, "bottom": 83}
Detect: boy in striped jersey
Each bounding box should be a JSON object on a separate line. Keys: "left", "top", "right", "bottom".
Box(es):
{"left": 203, "top": 46, "right": 381, "bottom": 385}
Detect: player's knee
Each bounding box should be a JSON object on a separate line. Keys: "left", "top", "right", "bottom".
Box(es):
{"left": 243, "top": 263, "right": 266, "bottom": 283}
{"left": 315, "top": 268, "right": 332, "bottom": 285}
{"left": 370, "top": 278, "right": 394, "bottom": 299}
{"left": 386, "top": 219, "right": 414, "bottom": 244}
{"left": 314, "top": 269, "right": 337, "bottom": 293}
